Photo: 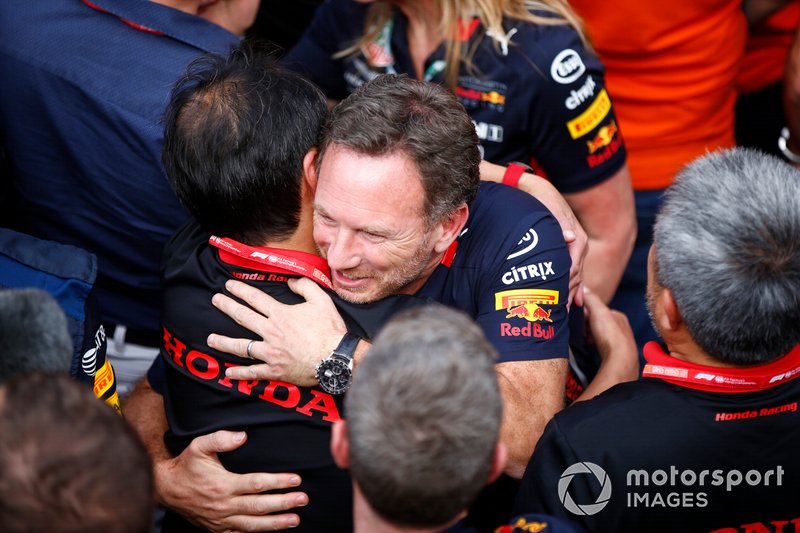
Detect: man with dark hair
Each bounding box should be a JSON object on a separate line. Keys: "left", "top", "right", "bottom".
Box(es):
{"left": 138, "top": 46, "right": 425, "bottom": 533}
{"left": 333, "top": 305, "right": 505, "bottom": 531}
{"left": 514, "top": 148, "right": 800, "bottom": 531}
{"left": 0, "top": 372, "right": 153, "bottom": 532}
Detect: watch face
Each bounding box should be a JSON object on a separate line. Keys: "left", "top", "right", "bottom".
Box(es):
{"left": 316, "top": 358, "right": 352, "bottom": 395}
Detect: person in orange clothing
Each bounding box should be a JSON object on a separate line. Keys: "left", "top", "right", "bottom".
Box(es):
{"left": 568, "top": 0, "right": 750, "bottom": 357}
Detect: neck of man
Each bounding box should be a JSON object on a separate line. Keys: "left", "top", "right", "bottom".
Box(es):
{"left": 257, "top": 197, "right": 318, "bottom": 256}
{"left": 150, "top": 0, "right": 200, "bottom": 15}
{"left": 352, "top": 485, "right": 449, "bottom": 533}
{"left": 662, "top": 330, "right": 746, "bottom": 369}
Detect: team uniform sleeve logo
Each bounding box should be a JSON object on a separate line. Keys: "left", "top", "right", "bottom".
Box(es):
{"left": 474, "top": 213, "right": 570, "bottom": 362}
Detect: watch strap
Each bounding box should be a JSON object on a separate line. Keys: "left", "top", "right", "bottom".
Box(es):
{"left": 331, "top": 332, "right": 360, "bottom": 363}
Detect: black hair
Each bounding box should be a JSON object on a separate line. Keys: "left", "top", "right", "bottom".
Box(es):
{"left": 162, "top": 42, "right": 328, "bottom": 244}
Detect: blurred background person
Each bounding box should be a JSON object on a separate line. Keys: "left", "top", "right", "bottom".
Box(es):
{"left": 0, "top": 372, "right": 153, "bottom": 532}
{"left": 736, "top": 1, "right": 800, "bottom": 157}
{"left": 0, "top": 288, "right": 72, "bottom": 382}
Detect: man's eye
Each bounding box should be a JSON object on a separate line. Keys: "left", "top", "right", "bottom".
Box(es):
{"left": 362, "top": 231, "right": 385, "bottom": 242}
{"left": 316, "top": 213, "right": 335, "bottom": 225}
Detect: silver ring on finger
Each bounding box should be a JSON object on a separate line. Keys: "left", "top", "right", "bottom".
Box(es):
{"left": 246, "top": 339, "right": 256, "bottom": 359}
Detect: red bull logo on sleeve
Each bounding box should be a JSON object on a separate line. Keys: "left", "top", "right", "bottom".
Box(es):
{"left": 457, "top": 86, "right": 483, "bottom": 101}
{"left": 505, "top": 302, "right": 552, "bottom": 322}
{"left": 587, "top": 120, "right": 617, "bottom": 154}
{"left": 496, "top": 289, "right": 559, "bottom": 323}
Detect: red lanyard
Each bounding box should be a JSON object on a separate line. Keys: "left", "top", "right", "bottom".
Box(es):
{"left": 642, "top": 341, "right": 800, "bottom": 393}
{"left": 209, "top": 236, "right": 333, "bottom": 290}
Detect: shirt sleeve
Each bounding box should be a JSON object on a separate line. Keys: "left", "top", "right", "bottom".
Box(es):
{"left": 516, "top": 25, "right": 627, "bottom": 194}
{"left": 146, "top": 354, "right": 166, "bottom": 395}
{"left": 474, "top": 203, "right": 571, "bottom": 363}
{"left": 514, "top": 417, "right": 581, "bottom": 519}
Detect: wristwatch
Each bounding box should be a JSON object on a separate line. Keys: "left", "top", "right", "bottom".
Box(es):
{"left": 315, "top": 333, "right": 360, "bottom": 395}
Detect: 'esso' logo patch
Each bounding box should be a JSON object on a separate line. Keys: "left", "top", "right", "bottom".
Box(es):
{"left": 551, "top": 49, "right": 586, "bottom": 84}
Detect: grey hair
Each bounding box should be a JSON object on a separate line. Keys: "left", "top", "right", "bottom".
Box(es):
{"left": 0, "top": 288, "right": 72, "bottom": 382}
{"left": 345, "top": 305, "right": 501, "bottom": 528}
{"left": 653, "top": 148, "right": 800, "bottom": 364}
{"left": 318, "top": 74, "right": 481, "bottom": 225}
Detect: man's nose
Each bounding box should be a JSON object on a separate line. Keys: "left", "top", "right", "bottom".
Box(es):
{"left": 325, "top": 229, "right": 361, "bottom": 271}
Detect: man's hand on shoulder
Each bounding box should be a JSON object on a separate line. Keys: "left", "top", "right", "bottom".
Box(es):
{"left": 207, "top": 278, "right": 347, "bottom": 385}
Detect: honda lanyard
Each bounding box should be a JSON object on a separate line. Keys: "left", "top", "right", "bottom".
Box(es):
{"left": 209, "top": 235, "right": 333, "bottom": 290}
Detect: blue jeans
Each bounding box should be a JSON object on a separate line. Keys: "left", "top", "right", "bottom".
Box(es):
{"left": 609, "top": 189, "right": 665, "bottom": 365}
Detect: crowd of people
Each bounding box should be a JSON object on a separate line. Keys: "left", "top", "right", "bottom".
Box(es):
{"left": 1, "top": 1, "right": 799, "bottom": 532}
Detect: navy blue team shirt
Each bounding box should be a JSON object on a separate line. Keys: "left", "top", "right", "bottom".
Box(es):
{"left": 284, "top": 0, "right": 626, "bottom": 193}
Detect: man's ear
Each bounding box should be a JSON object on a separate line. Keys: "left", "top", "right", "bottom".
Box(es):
{"left": 487, "top": 442, "right": 507, "bottom": 485}
{"left": 302, "top": 149, "right": 319, "bottom": 193}
{"left": 661, "top": 287, "right": 683, "bottom": 333}
{"left": 432, "top": 204, "right": 469, "bottom": 254}
{"left": 651, "top": 285, "right": 683, "bottom": 336}
{"left": 330, "top": 420, "right": 350, "bottom": 469}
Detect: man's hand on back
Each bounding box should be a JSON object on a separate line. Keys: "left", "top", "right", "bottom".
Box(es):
{"left": 157, "top": 430, "right": 308, "bottom": 532}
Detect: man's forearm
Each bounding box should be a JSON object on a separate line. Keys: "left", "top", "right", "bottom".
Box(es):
{"left": 496, "top": 359, "right": 567, "bottom": 478}
{"left": 564, "top": 166, "right": 636, "bottom": 303}
{"left": 582, "top": 234, "right": 633, "bottom": 303}
{"left": 123, "top": 378, "right": 171, "bottom": 464}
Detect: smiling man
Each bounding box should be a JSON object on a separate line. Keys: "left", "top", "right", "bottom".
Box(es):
{"left": 214, "top": 74, "right": 573, "bottom": 477}
{"left": 312, "top": 147, "right": 453, "bottom": 303}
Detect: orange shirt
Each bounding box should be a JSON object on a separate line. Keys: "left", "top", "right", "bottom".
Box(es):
{"left": 736, "top": 2, "right": 800, "bottom": 95}
{"left": 570, "top": 0, "right": 747, "bottom": 189}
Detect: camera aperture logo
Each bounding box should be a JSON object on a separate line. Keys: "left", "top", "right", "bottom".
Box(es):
{"left": 558, "top": 462, "right": 612, "bottom": 516}
{"left": 557, "top": 462, "right": 785, "bottom": 515}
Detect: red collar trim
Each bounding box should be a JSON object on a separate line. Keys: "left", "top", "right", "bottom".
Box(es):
{"left": 642, "top": 341, "right": 800, "bottom": 393}
{"left": 458, "top": 17, "right": 481, "bottom": 41}
{"left": 209, "top": 236, "right": 332, "bottom": 289}
{"left": 82, "top": 0, "right": 165, "bottom": 35}
{"left": 439, "top": 240, "right": 458, "bottom": 268}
